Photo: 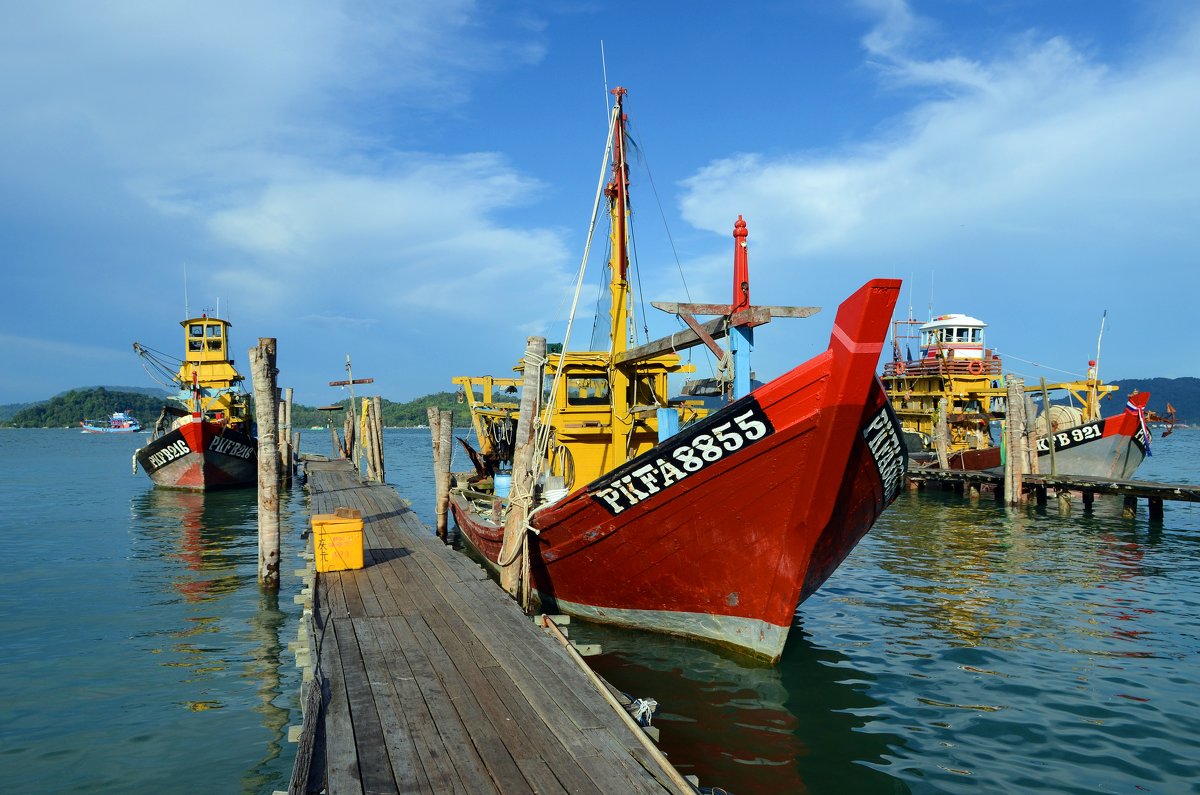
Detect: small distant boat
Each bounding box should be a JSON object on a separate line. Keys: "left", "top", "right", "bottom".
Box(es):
{"left": 882, "top": 313, "right": 1154, "bottom": 479}
{"left": 132, "top": 313, "right": 257, "bottom": 490}
{"left": 81, "top": 411, "right": 142, "bottom": 434}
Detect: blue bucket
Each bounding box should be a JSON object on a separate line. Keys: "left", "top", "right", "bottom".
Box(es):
{"left": 494, "top": 474, "right": 512, "bottom": 498}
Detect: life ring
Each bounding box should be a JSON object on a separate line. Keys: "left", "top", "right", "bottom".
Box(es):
{"left": 895, "top": 361, "right": 906, "bottom": 375}
{"left": 968, "top": 360, "right": 984, "bottom": 375}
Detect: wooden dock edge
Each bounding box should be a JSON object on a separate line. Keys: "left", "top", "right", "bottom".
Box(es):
{"left": 281, "top": 463, "right": 700, "bottom": 795}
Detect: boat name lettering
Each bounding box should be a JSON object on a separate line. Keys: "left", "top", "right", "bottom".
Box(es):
{"left": 209, "top": 436, "right": 254, "bottom": 459}
{"left": 1036, "top": 420, "right": 1104, "bottom": 453}
{"left": 590, "top": 400, "right": 775, "bottom": 516}
{"left": 148, "top": 439, "right": 192, "bottom": 469}
{"left": 863, "top": 405, "right": 905, "bottom": 502}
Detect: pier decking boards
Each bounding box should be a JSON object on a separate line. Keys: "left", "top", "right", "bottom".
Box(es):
{"left": 298, "top": 459, "right": 681, "bottom": 794}
{"left": 907, "top": 468, "right": 1200, "bottom": 518}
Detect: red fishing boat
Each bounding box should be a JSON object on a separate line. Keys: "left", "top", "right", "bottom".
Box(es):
{"left": 133, "top": 314, "right": 257, "bottom": 490}
{"left": 449, "top": 88, "right": 906, "bottom": 662}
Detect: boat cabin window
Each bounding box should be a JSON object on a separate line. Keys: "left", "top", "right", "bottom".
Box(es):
{"left": 566, "top": 376, "right": 610, "bottom": 406}
{"left": 206, "top": 325, "right": 222, "bottom": 337}
{"left": 190, "top": 324, "right": 204, "bottom": 337}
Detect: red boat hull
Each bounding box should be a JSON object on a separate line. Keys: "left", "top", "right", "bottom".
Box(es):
{"left": 136, "top": 419, "right": 257, "bottom": 491}
{"left": 452, "top": 279, "right": 906, "bottom": 661}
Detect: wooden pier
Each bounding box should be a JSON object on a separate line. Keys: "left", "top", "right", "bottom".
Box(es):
{"left": 907, "top": 467, "right": 1200, "bottom": 519}
{"left": 288, "top": 458, "right": 688, "bottom": 794}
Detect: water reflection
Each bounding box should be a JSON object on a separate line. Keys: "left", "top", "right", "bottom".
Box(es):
{"left": 242, "top": 588, "right": 291, "bottom": 794}
{"left": 576, "top": 621, "right": 908, "bottom": 794}
{"left": 130, "top": 488, "right": 256, "bottom": 603}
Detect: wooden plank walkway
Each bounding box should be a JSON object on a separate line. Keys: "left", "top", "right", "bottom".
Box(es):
{"left": 907, "top": 467, "right": 1200, "bottom": 518}
{"left": 295, "top": 459, "right": 685, "bottom": 794}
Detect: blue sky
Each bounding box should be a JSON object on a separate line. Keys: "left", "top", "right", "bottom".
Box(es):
{"left": 3, "top": 0, "right": 1197, "bottom": 407}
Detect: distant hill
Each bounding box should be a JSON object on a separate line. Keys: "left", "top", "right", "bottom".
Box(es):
{"left": 292, "top": 391, "right": 479, "bottom": 429}
{"left": 1109, "top": 377, "right": 1199, "bottom": 423}
{"left": 10, "top": 379, "right": 1194, "bottom": 429}
{"left": 3, "top": 386, "right": 482, "bottom": 429}
{"left": 7, "top": 388, "right": 168, "bottom": 428}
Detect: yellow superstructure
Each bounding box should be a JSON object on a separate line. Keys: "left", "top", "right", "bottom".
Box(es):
{"left": 175, "top": 315, "right": 251, "bottom": 432}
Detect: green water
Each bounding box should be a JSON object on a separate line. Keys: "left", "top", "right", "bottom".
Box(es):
{"left": 2, "top": 427, "right": 1198, "bottom": 793}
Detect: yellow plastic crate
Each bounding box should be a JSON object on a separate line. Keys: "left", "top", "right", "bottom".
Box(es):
{"left": 312, "top": 509, "right": 364, "bottom": 573}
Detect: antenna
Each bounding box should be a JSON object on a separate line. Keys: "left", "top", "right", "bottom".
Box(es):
{"left": 1094, "top": 309, "right": 1107, "bottom": 378}
{"left": 184, "top": 263, "right": 190, "bottom": 318}
{"left": 600, "top": 40, "right": 610, "bottom": 116}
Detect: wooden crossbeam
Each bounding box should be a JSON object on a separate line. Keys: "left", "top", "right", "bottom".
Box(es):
{"left": 614, "top": 308, "right": 771, "bottom": 366}
{"left": 651, "top": 301, "right": 821, "bottom": 320}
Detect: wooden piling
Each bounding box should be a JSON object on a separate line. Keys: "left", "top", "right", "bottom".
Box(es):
{"left": 1024, "top": 394, "right": 1040, "bottom": 475}
{"left": 1123, "top": 495, "right": 1138, "bottom": 518}
{"left": 934, "top": 398, "right": 950, "bottom": 470}
{"left": 1040, "top": 377, "right": 1057, "bottom": 476}
{"left": 428, "top": 407, "right": 445, "bottom": 541}
{"left": 1057, "top": 488, "right": 1071, "bottom": 515}
{"left": 500, "top": 336, "right": 546, "bottom": 597}
{"left": 372, "top": 395, "right": 385, "bottom": 482}
{"left": 342, "top": 410, "right": 355, "bottom": 470}
{"left": 436, "top": 409, "right": 453, "bottom": 541}
{"left": 250, "top": 337, "right": 281, "bottom": 590}
{"left": 282, "top": 387, "right": 293, "bottom": 488}
{"left": 1004, "top": 376, "right": 1026, "bottom": 506}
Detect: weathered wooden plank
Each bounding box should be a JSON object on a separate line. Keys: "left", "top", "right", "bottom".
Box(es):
{"left": 388, "top": 615, "right": 498, "bottom": 793}
{"left": 401, "top": 612, "right": 530, "bottom": 792}
{"left": 332, "top": 618, "right": 396, "bottom": 794}
{"left": 367, "top": 614, "right": 467, "bottom": 793}
{"left": 349, "top": 617, "right": 433, "bottom": 793}
{"left": 320, "top": 618, "right": 363, "bottom": 795}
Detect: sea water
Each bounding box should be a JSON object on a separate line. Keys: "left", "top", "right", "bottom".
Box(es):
{"left": 1, "top": 427, "right": 1198, "bottom": 793}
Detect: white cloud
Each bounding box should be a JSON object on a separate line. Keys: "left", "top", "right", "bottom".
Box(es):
{"left": 680, "top": 4, "right": 1200, "bottom": 271}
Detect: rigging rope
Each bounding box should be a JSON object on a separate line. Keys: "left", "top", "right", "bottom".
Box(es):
{"left": 530, "top": 103, "right": 620, "bottom": 489}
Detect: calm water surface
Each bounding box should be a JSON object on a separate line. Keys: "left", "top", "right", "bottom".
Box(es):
{"left": 2, "top": 426, "right": 1198, "bottom": 793}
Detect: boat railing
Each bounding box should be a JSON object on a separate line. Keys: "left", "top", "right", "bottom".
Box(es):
{"left": 883, "top": 357, "right": 1003, "bottom": 378}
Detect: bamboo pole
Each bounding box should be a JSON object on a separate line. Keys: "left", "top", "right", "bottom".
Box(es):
{"left": 250, "top": 338, "right": 281, "bottom": 590}
{"left": 500, "top": 337, "right": 546, "bottom": 597}
{"left": 436, "top": 409, "right": 453, "bottom": 541}
{"left": 428, "top": 406, "right": 444, "bottom": 541}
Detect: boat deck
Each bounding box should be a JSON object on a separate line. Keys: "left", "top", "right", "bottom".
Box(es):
{"left": 294, "top": 458, "right": 683, "bottom": 794}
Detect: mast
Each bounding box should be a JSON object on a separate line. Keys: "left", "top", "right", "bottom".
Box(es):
{"left": 730, "top": 216, "right": 753, "bottom": 398}
{"left": 605, "top": 87, "right": 634, "bottom": 462}
{"left": 605, "top": 87, "right": 631, "bottom": 357}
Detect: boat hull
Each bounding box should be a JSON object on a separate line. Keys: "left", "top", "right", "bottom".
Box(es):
{"left": 452, "top": 279, "right": 906, "bottom": 661}
{"left": 135, "top": 420, "right": 257, "bottom": 491}
{"left": 910, "top": 405, "right": 1148, "bottom": 479}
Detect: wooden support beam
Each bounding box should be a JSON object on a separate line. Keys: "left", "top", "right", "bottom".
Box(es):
{"left": 651, "top": 301, "right": 820, "bottom": 320}
{"left": 615, "top": 307, "right": 770, "bottom": 366}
